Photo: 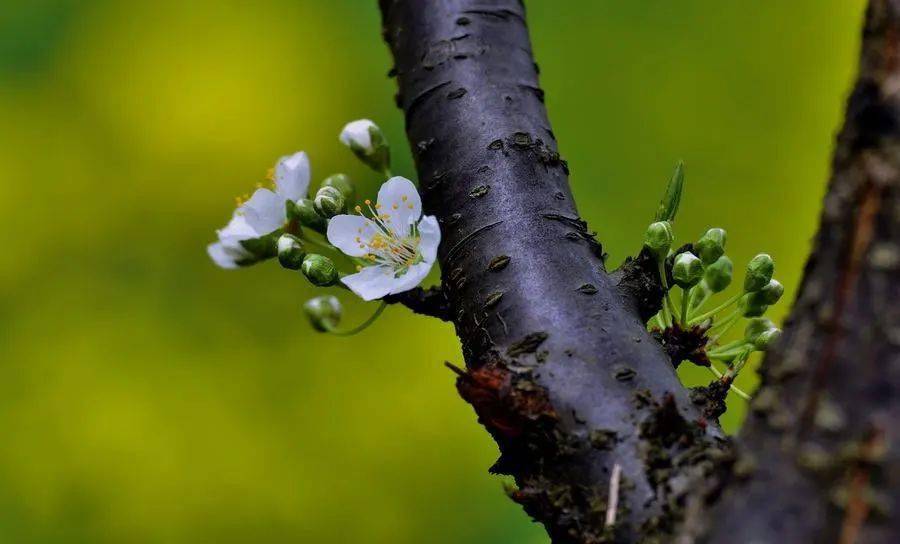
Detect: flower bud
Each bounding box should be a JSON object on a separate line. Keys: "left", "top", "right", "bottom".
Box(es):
{"left": 322, "top": 173, "right": 355, "bottom": 205}
{"left": 743, "top": 253, "right": 775, "bottom": 292}
{"left": 313, "top": 186, "right": 346, "bottom": 218}
{"left": 744, "top": 318, "right": 776, "bottom": 344}
{"left": 704, "top": 255, "right": 733, "bottom": 293}
{"left": 695, "top": 227, "right": 727, "bottom": 265}
{"left": 753, "top": 328, "right": 782, "bottom": 351}
{"left": 643, "top": 221, "right": 674, "bottom": 260}
{"left": 277, "top": 233, "right": 306, "bottom": 270}
{"left": 301, "top": 254, "right": 339, "bottom": 286}
{"left": 740, "top": 292, "right": 768, "bottom": 317}
{"left": 340, "top": 119, "right": 391, "bottom": 174}
{"left": 303, "top": 295, "right": 342, "bottom": 332}
{"left": 287, "top": 198, "right": 327, "bottom": 233}
{"left": 672, "top": 252, "right": 703, "bottom": 288}
{"left": 759, "top": 279, "right": 784, "bottom": 305}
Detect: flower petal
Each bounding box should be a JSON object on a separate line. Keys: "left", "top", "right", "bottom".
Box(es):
{"left": 241, "top": 188, "right": 286, "bottom": 235}
{"left": 339, "top": 119, "right": 375, "bottom": 151}
{"left": 217, "top": 214, "right": 256, "bottom": 240}
{"left": 417, "top": 215, "right": 441, "bottom": 263}
{"left": 326, "top": 214, "right": 378, "bottom": 257}
{"left": 274, "top": 151, "right": 310, "bottom": 202}
{"left": 207, "top": 242, "right": 241, "bottom": 269}
{"left": 377, "top": 176, "right": 421, "bottom": 232}
{"left": 389, "top": 261, "right": 433, "bottom": 295}
{"left": 341, "top": 265, "right": 396, "bottom": 301}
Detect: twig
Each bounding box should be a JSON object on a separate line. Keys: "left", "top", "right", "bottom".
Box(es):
{"left": 605, "top": 463, "right": 623, "bottom": 528}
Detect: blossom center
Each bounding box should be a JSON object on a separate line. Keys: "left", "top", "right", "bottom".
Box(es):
{"left": 353, "top": 200, "right": 422, "bottom": 276}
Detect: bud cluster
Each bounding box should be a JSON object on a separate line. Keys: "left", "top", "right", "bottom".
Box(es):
{"left": 641, "top": 165, "right": 785, "bottom": 400}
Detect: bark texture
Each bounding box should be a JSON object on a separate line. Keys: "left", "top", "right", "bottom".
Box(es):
{"left": 701, "top": 2, "right": 900, "bottom": 542}
{"left": 380, "top": 2, "right": 726, "bottom": 542}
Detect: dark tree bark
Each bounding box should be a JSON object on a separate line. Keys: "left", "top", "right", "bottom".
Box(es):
{"left": 699, "top": 2, "right": 900, "bottom": 542}
{"left": 380, "top": 1, "right": 726, "bottom": 542}
{"left": 376, "top": 1, "right": 900, "bottom": 543}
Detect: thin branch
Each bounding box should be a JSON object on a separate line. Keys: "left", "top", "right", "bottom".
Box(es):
{"left": 383, "top": 286, "right": 451, "bottom": 321}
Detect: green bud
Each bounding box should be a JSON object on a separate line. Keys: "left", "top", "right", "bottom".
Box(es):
{"left": 744, "top": 318, "right": 776, "bottom": 343}
{"left": 287, "top": 198, "right": 327, "bottom": 233}
{"left": 672, "top": 252, "right": 703, "bottom": 288}
{"left": 695, "top": 228, "right": 727, "bottom": 265}
{"left": 740, "top": 292, "right": 768, "bottom": 317}
{"left": 276, "top": 233, "right": 306, "bottom": 270}
{"left": 759, "top": 279, "right": 784, "bottom": 305}
{"left": 340, "top": 119, "right": 391, "bottom": 174}
{"left": 303, "top": 295, "right": 342, "bottom": 332}
{"left": 643, "top": 221, "right": 674, "bottom": 260}
{"left": 301, "top": 254, "right": 339, "bottom": 286}
{"left": 753, "top": 328, "right": 782, "bottom": 351}
{"left": 322, "top": 173, "right": 355, "bottom": 205}
{"left": 704, "top": 255, "right": 733, "bottom": 293}
{"left": 313, "top": 186, "right": 346, "bottom": 218}
{"left": 654, "top": 161, "right": 684, "bottom": 223}
{"left": 743, "top": 253, "right": 775, "bottom": 292}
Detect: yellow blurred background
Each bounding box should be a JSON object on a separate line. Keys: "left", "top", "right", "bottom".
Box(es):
{"left": 0, "top": 0, "right": 867, "bottom": 542}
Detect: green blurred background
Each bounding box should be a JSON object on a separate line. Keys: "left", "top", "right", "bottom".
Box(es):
{"left": 0, "top": 0, "right": 867, "bottom": 542}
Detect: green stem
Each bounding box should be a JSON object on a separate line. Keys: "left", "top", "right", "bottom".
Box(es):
{"left": 707, "top": 363, "right": 751, "bottom": 401}
{"left": 708, "top": 346, "right": 751, "bottom": 360}
{"left": 690, "top": 293, "right": 743, "bottom": 325}
{"left": 658, "top": 261, "right": 676, "bottom": 328}
{"left": 325, "top": 301, "right": 388, "bottom": 336}
{"left": 707, "top": 339, "right": 746, "bottom": 354}
{"left": 686, "top": 286, "right": 699, "bottom": 317}
{"left": 729, "top": 350, "right": 753, "bottom": 376}
{"left": 707, "top": 310, "right": 741, "bottom": 344}
{"left": 680, "top": 287, "right": 691, "bottom": 326}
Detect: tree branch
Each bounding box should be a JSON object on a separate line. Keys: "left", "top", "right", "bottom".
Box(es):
{"left": 384, "top": 286, "right": 452, "bottom": 321}
{"left": 380, "top": 2, "right": 726, "bottom": 541}
{"left": 695, "top": 1, "right": 900, "bottom": 541}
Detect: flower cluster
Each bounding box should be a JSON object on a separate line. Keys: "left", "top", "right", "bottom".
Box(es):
{"left": 207, "top": 120, "right": 439, "bottom": 335}
{"left": 642, "top": 164, "right": 784, "bottom": 399}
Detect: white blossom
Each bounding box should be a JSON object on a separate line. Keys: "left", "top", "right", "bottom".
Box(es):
{"left": 207, "top": 151, "right": 310, "bottom": 268}
{"left": 327, "top": 176, "right": 440, "bottom": 300}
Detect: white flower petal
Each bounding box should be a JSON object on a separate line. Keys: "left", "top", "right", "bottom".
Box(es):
{"left": 207, "top": 242, "right": 241, "bottom": 269}
{"left": 377, "top": 176, "right": 421, "bottom": 231}
{"left": 326, "top": 214, "right": 378, "bottom": 257}
{"left": 417, "top": 215, "right": 441, "bottom": 263}
{"left": 241, "top": 188, "right": 286, "bottom": 235}
{"left": 341, "top": 265, "right": 397, "bottom": 301}
{"left": 217, "top": 214, "right": 257, "bottom": 240}
{"left": 339, "top": 119, "right": 375, "bottom": 152}
{"left": 389, "top": 261, "right": 433, "bottom": 295}
{"left": 274, "top": 151, "right": 310, "bottom": 202}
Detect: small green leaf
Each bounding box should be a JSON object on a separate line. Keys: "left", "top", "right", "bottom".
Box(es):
{"left": 654, "top": 160, "right": 684, "bottom": 223}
